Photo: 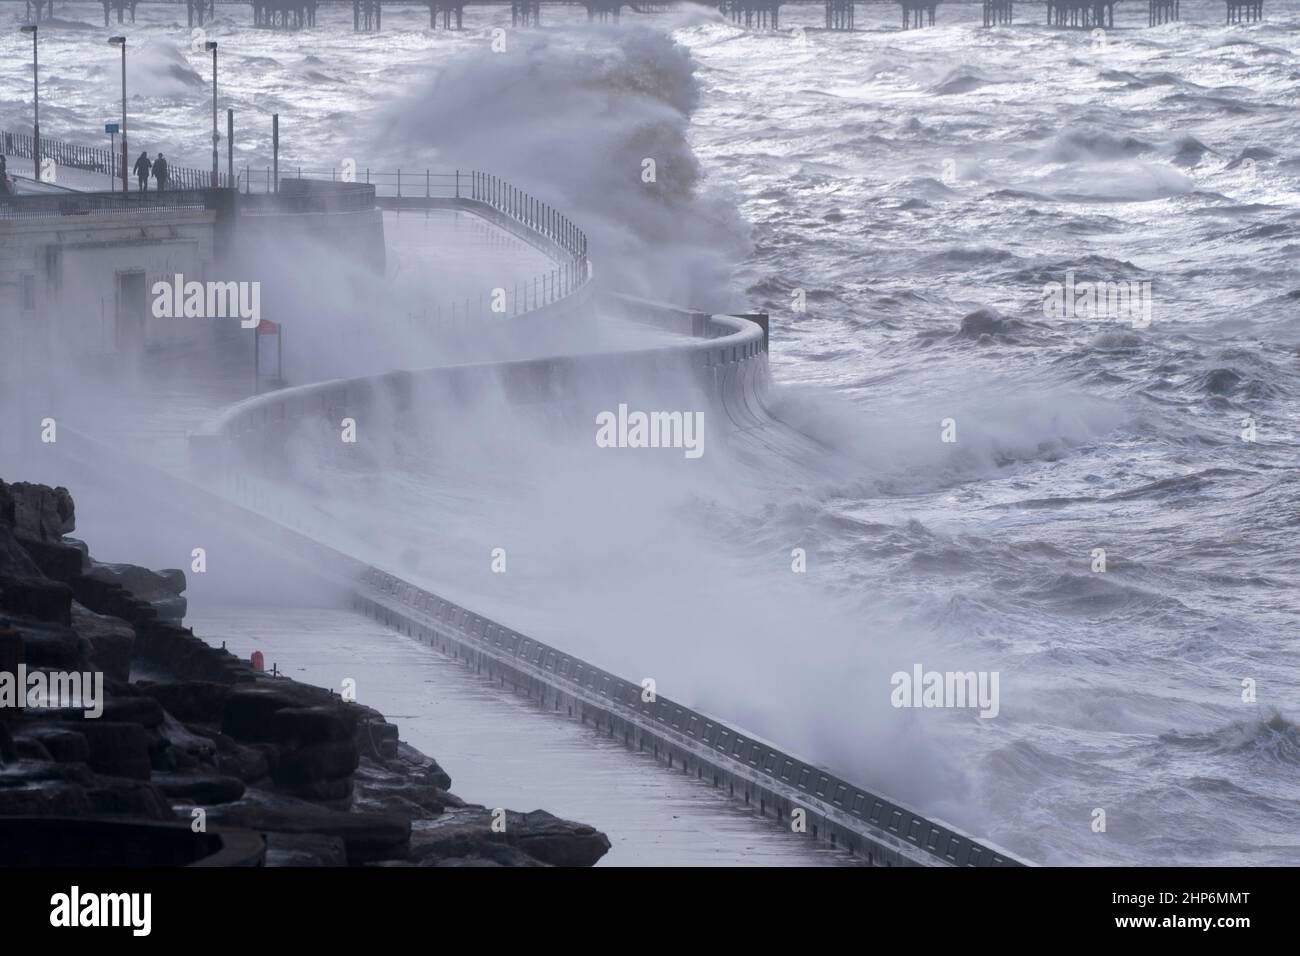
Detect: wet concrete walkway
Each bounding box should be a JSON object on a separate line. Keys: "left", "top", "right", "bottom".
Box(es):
{"left": 188, "top": 605, "right": 862, "bottom": 867}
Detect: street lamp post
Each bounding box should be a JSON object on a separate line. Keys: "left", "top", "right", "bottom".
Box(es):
{"left": 206, "top": 41, "right": 218, "bottom": 188}
{"left": 108, "top": 36, "right": 127, "bottom": 193}
{"left": 19, "top": 26, "right": 39, "bottom": 182}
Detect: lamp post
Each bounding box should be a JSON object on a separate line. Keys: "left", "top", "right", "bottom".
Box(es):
{"left": 19, "top": 26, "right": 39, "bottom": 182}
{"left": 108, "top": 36, "right": 127, "bottom": 193}
{"left": 205, "top": 41, "right": 218, "bottom": 188}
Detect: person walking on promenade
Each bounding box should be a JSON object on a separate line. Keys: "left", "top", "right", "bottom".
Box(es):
{"left": 152, "top": 153, "right": 169, "bottom": 191}
{"left": 133, "top": 151, "right": 151, "bottom": 192}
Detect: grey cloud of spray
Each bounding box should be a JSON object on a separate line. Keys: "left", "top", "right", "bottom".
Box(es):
{"left": 239, "top": 298, "right": 994, "bottom": 830}
{"left": 237, "top": 26, "right": 1007, "bottom": 829}
{"left": 0, "top": 21, "right": 1008, "bottom": 836}
{"left": 370, "top": 25, "right": 750, "bottom": 312}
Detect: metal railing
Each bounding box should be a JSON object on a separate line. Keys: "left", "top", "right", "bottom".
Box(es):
{"left": 239, "top": 178, "right": 377, "bottom": 214}
{"left": 244, "top": 167, "right": 594, "bottom": 325}
{"left": 1, "top": 129, "right": 592, "bottom": 324}
{"left": 468, "top": 169, "right": 587, "bottom": 263}
{"left": 241, "top": 166, "right": 463, "bottom": 200}
{"left": 239, "top": 166, "right": 586, "bottom": 261}
{"left": 2, "top": 128, "right": 234, "bottom": 191}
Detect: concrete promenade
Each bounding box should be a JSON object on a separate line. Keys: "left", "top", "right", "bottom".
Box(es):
{"left": 190, "top": 606, "right": 864, "bottom": 865}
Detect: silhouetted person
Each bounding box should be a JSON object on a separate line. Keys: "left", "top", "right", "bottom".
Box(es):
{"left": 133, "top": 152, "right": 151, "bottom": 192}
{"left": 0, "top": 156, "right": 10, "bottom": 196}
{"left": 152, "top": 153, "right": 168, "bottom": 192}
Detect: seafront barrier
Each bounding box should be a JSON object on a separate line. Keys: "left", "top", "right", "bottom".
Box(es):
{"left": 185, "top": 283, "right": 1024, "bottom": 866}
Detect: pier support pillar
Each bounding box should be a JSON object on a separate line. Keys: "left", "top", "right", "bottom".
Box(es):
{"left": 1225, "top": 0, "right": 1263, "bottom": 22}
{"left": 354, "top": 0, "right": 382, "bottom": 30}
{"left": 429, "top": 3, "right": 465, "bottom": 28}
{"left": 1147, "top": 0, "right": 1178, "bottom": 24}
{"left": 720, "top": 1, "right": 782, "bottom": 29}
{"left": 586, "top": 1, "right": 623, "bottom": 21}
{"left": 511, "top": 0, "right": 541, "bottom": 25}
{"left": 253, "top": 0, "right": 313, "bottom": 28}
{"left": 899, "top": 1, "right": 937, "bottom": 27}
{"left": 825, "top": 0, "right": 854, "bottom": 29}
{"left": 1045, "top": 0, "right": 1115, "bottom": 27}
{"left": 982, "top": 0, "right": 1013, "bottom": 25}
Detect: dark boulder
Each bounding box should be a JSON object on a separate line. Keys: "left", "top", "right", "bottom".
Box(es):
{"left": 100, "top": 696, "right": 165, "bottom": 729}
{"left": 0, "top": 625, "right": 24, "bottom": 704}
{"left": 51, "top": 721, "right": 152, "bottom": 781}
{"left": 264, "top": 832, "right": 348, "bottom": 867}
{"left": 282, "top": 776, "right": 354, "bottom": 805}
{"left": 0, "top": 759, "right": 94, "bottom": 816}
{"left": 0, "top": 481, "right": 75, "bottom": 541}
{"left": 13, "top": 737, "right": 52, "bottom": 761}
{"left": 137, "top": 680, "right": 232, "bottom": 725}
{"left": 155, "top": 713, "right": 217, "bottom": 771}
{"left": 958, "top": 307, "right": 1010, "bottom": 338}
{"left": 13, "top": 725, "right": 90, "bottom": 764}
{"left": 271, "top": 706, "right": 352, "bottom": 750}
{"left": 0, "top": 781, "right": 91, "bottom": 816}
{"left": 84, "top": 562, "right": 186, "bottom": 623}
{"left": 17, "top": 539, "right": 86, "bottom": 583}
{"left": 85, "top": 776, "right": 176, "bottom": 820}
{"left": 206, "top": 797, "right": 411, "bottom": 864}
{"left": 0, "top": 525, "right": 42, "bottom": 579}
{"left": 223, "top": 685, "right": 310, "bottom": 742}
{"left": 9, "top": 620, "right": 83, "bottom": 671}
{"left": 71, "top": 603, "right": 134, "bottom": 683}
{"left": 510, "top": 810, "right": 612, "bottom": 867}
{"left": 360, "top": 718, "right": 400, "bottom": 760}
{"left": 0, "top": 577, "right": 73, "bottom": 627}
{"left": 406, "top": 806, "right": 610, "bottom": 867}
{"left": 151, "top": 771, "right": 246, "bottom": 804}
{"left": 272, "top": 740, "right": 360, "bottom": 788}
{"left": 32, "top": 695, "right": 162, "bottom": 728}
{"left": 392, "top": 741, "right": 452, "bottom": 790}
{"left": 196, "top": 729, "right": 270, "bottom": 783}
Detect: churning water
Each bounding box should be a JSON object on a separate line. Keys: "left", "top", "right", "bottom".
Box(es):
{"left": 3, "top": 3, "right": 1298, "bottom": 865}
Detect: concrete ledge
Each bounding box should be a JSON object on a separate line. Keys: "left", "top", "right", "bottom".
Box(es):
{"left": 352, "top": 567, "right": 1027, "bottom": 868}
{"left": 187, "top": 294, "right": 767, "bottom": 478}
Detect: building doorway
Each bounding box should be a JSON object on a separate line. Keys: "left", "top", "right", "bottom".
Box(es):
{"left": 114, "top": 270, "right": 147, "bottom": 352}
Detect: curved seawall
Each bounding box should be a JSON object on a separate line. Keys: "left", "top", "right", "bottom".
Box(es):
{"left": 186, "top": 285, "right": 1026, "bottom": 867}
